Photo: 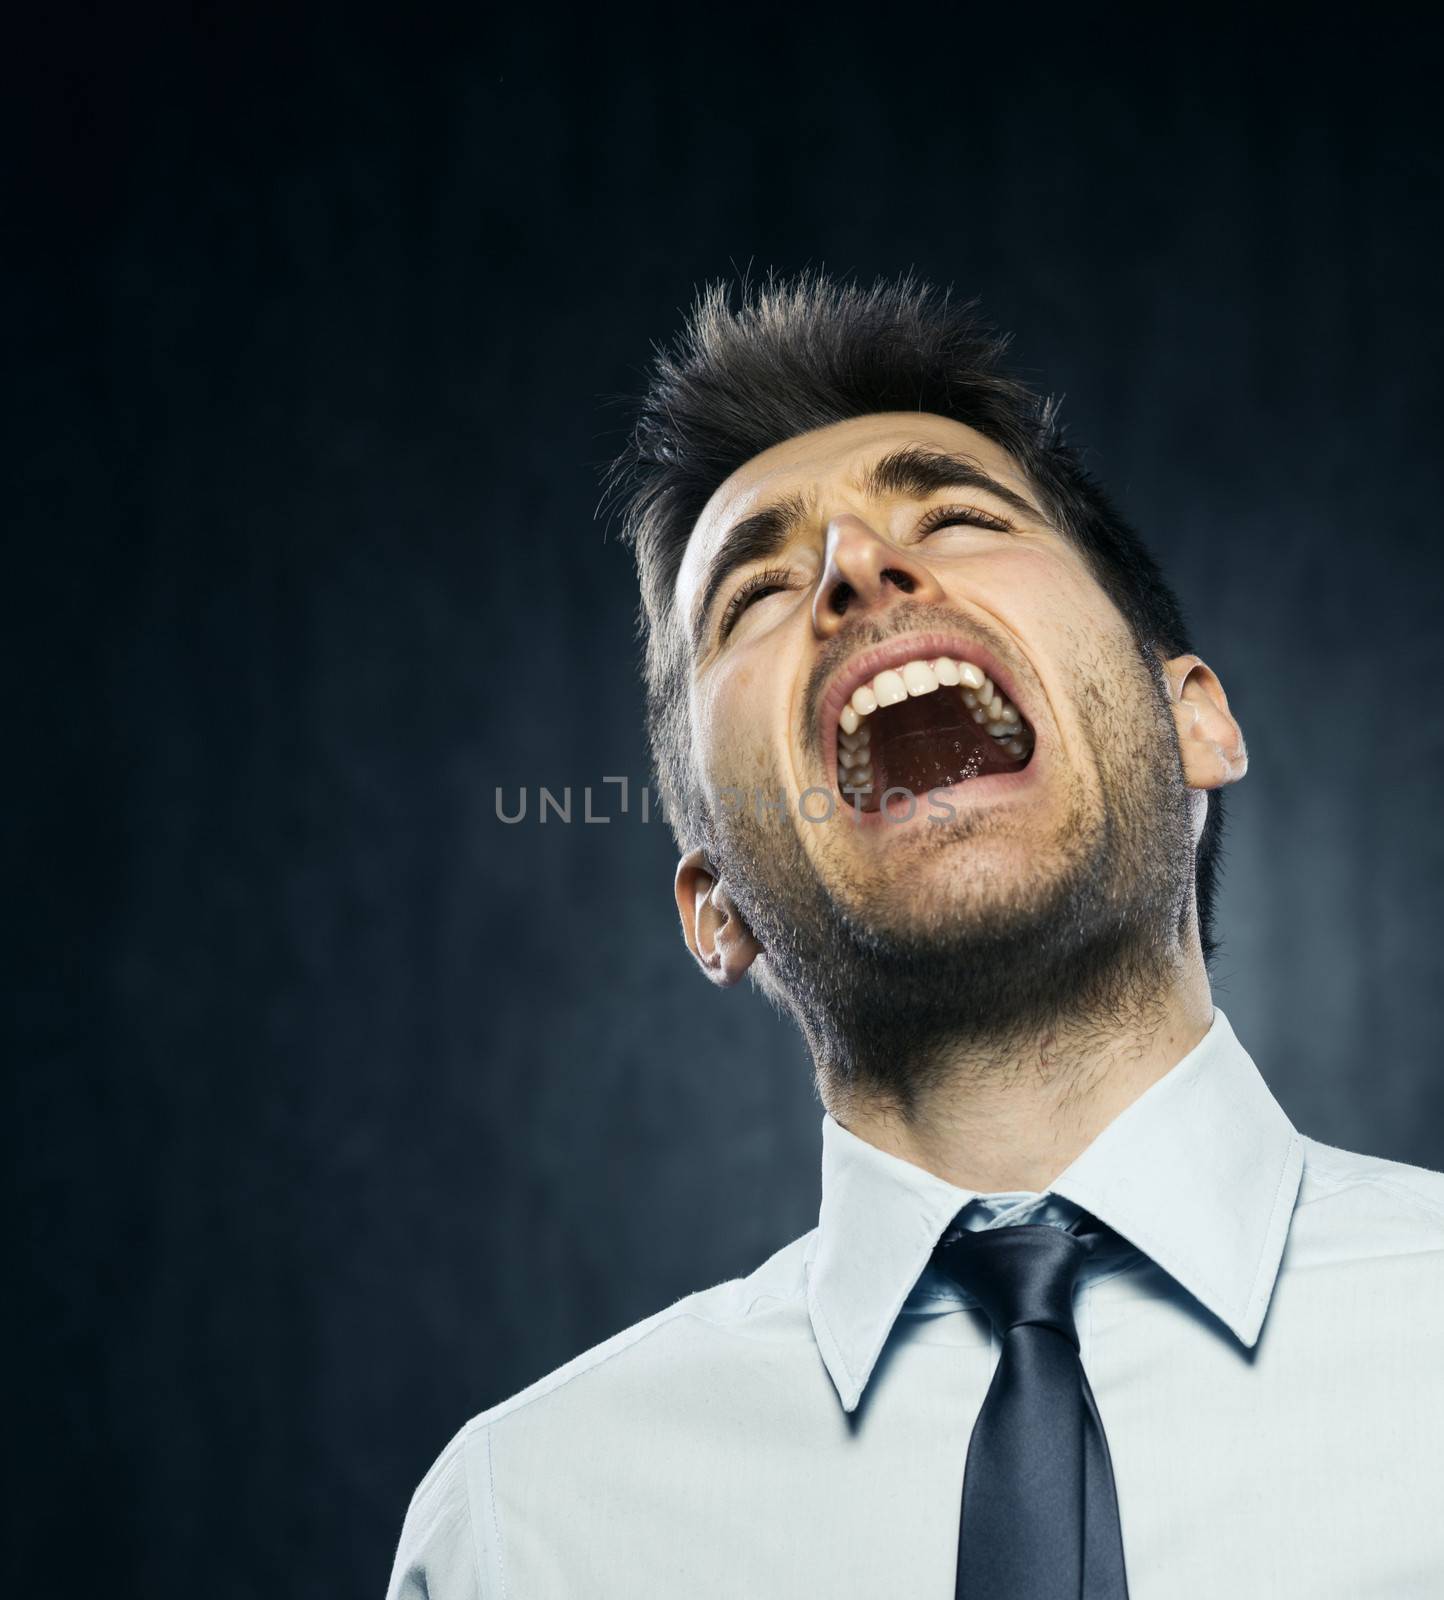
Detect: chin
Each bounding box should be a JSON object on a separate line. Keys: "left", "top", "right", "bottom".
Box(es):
{"left": 830, "top": 843, "right": 1061, "bottom": 943}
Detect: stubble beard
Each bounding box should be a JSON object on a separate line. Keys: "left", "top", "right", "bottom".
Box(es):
{"left": 699, "top": 647, "right": 1197, "bottom": 1117}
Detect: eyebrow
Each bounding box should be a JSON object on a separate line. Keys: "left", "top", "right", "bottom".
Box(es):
{"left": 858, "top": 445, "right": 1041, "bottom": 522}
{"left": 689, "top": 446, "right": 1043, "bottom": 653}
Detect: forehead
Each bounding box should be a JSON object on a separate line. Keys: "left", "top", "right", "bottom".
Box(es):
{"left": 675, "top": 411, "right": 1037, "bottom": 614}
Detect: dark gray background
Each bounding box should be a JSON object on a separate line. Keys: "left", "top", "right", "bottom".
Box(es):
{"left": 11, "top": 9, "right": 1443, "bottom": 1597}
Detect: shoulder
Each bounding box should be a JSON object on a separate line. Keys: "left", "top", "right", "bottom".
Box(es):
{"left": 385, "top": 1421, "right": 484, "bottom": 1599}
{"left": 478, "top": 1227, "right": 813, "bottom": 1431}
{"left": 1299, "top": 1135, "right": 1444, "bottom": 1214}
{"left": 385, "top": 1229, "right": 815, "bottom": 1597}
{"left": 1291, "top": 1134, "right": 1444, "bottom": 1256}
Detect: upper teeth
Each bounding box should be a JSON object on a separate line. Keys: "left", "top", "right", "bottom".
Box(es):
{"left": 836, "top": 654, "right": 1032, "bottom": 784}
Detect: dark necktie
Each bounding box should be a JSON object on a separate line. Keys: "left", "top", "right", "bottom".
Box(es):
{"left": 933, "top": 1219, "right": 1130, "bottom": 1600}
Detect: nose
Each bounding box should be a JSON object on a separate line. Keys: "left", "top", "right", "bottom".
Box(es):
{"left": 809, "top": 513, "right": 944, "bottom": 638}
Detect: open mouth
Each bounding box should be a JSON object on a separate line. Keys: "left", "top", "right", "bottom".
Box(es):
{"left": 831, "top": 651, "right": 1035, "bottom": 814}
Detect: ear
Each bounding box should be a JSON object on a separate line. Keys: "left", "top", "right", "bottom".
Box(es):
{"left": 674, "top": 847, "right": 762, "bottom": 988}
{"left": 1162, "top": 654, "right": 1248, "bottom": 794}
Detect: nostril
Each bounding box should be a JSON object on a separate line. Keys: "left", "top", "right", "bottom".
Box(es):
{"left": 828, "top": 581, "right": 855, "bottom": 617}
{"left": 881, "top": 568, "right": 916, "bottom": 594}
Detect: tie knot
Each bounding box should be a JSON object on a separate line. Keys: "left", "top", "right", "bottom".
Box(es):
{"left": 933, "top": 1222, "right": 1093, "bottom": 1348}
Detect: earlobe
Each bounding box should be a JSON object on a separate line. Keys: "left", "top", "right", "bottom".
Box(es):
{"left": 1164, "top": 654, "right": 1248, "bottom": 792}
{"left": 673, "top": 848, "right": 762, "bottom": 988}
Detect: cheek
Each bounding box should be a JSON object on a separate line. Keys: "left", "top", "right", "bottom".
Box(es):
{"left": 691, "top": 656, "right": 777, "bottom": 784}
{"left": 965, "top": 545, "right": 1072, "bottom": 602}
{"left": 951, "top": 550, "right": 1140, "bottom": 751}
{"left": 967, "top": 549, "right": 1129, "bottom": 653}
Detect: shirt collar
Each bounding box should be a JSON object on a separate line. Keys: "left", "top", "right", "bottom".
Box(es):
{"left": 805, "top": 1006, "right": 1304, "bottom": 1413}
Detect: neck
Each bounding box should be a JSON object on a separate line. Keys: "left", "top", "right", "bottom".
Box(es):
{"left": 826, "top": 964, "right": 1215, "bottom": 1194}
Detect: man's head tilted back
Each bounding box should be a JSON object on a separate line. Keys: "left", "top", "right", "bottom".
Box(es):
{"left": 388, "top": 271, "right": 1442, "bottom": 1600}
{"left": 606, "top": 271, "right": 1247, "bottom": 1123}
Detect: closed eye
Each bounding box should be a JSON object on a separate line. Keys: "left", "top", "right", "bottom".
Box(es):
{"left": 914, "top": 503, "right": 1015, "bottom": 538}
{"left": 719, "top": 565, "right": 796, "bottom": 638}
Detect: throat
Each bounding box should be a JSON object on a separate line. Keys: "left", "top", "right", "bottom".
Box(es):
{"left": 830, "top": 1004, "right": 1199, "bottom": 1194}
{"left": 840, "top": 690, "right": 1026, "bottom": 812}
{"left": 873, "top": 692, "right": 997, "bottom": 794}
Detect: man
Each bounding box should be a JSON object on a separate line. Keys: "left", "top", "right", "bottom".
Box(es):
{"left": 387, "top": 273, "right": 1444, "bottom": 1598}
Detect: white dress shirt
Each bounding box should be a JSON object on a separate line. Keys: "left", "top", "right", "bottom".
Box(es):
{"left": 387, "top": 1007, "right": 1444, "bottom": 1598}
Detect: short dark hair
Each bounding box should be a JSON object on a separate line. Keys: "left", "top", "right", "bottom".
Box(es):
{"left": 605, "top": 270, "right": 1227, "bottom": 967}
